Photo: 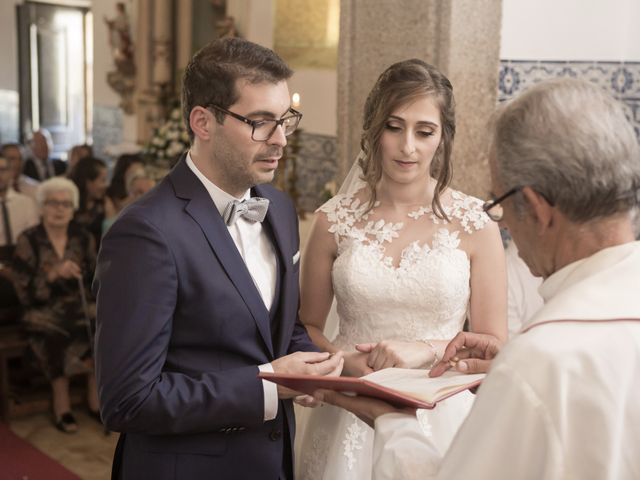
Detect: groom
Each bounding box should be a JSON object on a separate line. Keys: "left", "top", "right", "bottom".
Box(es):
{"left": 94, "top": 38, "right": 342, "bottom": 480}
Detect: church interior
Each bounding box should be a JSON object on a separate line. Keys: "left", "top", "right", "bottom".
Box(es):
{"left": 0, "top": 0, "right": 638, "bottom": 478}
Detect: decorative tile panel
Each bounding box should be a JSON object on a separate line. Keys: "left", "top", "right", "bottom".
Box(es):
{"left": 93, "top": 105, "right": 123, "bottom": 162}
{"left": 499, "top": 60, "right": 640, "bottom": 140}
{"left": 286, "top": 131, "right": 338, "bottom": 212}
{"left": 0, "top": 89, "right": 19, "bottom": 144}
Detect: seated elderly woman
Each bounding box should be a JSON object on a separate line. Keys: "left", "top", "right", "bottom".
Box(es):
{"left": 12, "top": 177, "right": 99, "bottom": 433}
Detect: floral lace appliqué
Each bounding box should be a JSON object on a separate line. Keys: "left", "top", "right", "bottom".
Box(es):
{"left": 416, "top": 410, "right": 434, "bottom": 438}
{"left": 405, "top": 190, "right": 490, "bottom": 234}
{"left": 342, "top": 414, "right": 368, "bottom": 470}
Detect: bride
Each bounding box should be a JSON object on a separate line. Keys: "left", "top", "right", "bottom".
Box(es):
{"left": 296, "top": 59, "right": 507, "bottom": 479}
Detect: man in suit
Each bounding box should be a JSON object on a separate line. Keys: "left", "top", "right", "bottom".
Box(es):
{"left": 94, "top": 38, "right": 343, "bottom": 480}
{"left": 1, "top": 143, "right": 39, "bottom": 200}
{"left": 0, "top": 153, "right": 39, "bottom": 323}
{"left": 23, "top": 129, "right": 67, "bottom": 181}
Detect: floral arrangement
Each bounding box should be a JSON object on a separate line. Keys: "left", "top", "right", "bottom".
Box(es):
{"left": 145, "top": 105, "right": 190, "bottom": 173}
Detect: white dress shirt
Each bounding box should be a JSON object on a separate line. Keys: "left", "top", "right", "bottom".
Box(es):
{"left": 1, "top": 188, "right": 39, "bottom": 246}
{"left": 373, "top": 241, "right": 640, "bottom": 480}
{"left": 186, "top": 153, "right": 279, "bottom": 421}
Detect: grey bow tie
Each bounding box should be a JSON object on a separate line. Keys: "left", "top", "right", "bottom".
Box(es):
{"left": 223, "top": 197, "right": 270, "bottom": 226}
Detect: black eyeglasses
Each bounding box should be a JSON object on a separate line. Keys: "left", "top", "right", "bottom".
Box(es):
{"left": 482, "top": 186, "right": 523, "bottom": 222}
{"left": 207, "top": 104, "right": 302, "bottom": 142}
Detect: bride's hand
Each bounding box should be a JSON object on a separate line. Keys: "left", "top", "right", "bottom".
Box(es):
{"left": 356, "top": 341, "right": 433, "bottom": 371}
{"left": 342, "top": 351, "right": 374, "bottom": 377}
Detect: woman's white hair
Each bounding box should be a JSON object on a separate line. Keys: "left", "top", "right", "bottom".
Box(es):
{"left": 491, "top": 78, "right": 640, "bottom": 222}
{"left": 36, "top": 177, "right": 80, "bottom": 210}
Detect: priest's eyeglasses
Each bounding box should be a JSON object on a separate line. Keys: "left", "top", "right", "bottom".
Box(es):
{"left": 207, "top": 104, "right": 303, "bottom": 142}
{"left": 482, "top": 187, "right": 523, "bottom": 222}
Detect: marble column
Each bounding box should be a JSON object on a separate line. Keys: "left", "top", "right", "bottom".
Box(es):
{"left": 337, "top": 0, "right": 502, "bottom": 197}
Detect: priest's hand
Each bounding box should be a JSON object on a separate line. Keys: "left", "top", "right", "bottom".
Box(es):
{"left": 429, "top": 331, "right": 503, "bottom": 377}
{"left": 313, "top": 389, "right": 415, "bottom": 428}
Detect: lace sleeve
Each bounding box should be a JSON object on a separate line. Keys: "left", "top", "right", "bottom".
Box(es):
{"left": 447, "top": 191, "right": 490, "bottom": 234}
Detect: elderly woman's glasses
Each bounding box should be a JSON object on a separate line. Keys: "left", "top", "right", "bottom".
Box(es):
{"left": 44, "top": 199, "right": 74, "bottom": 209}
{"left": 207, "top": 104, "right": 302, "bottom": 142}
{"left": 482, "top": 187, "right": 522, "bottom": 222}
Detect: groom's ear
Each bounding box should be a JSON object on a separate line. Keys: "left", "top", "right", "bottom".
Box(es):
{"left": 190, "top": 106, "right": 213, "bottom": 141}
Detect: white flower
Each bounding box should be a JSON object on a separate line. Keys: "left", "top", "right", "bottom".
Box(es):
{"left": 168, "top": 141, "right": 185, "bottom": 156}
{"left": 167, "top": 129, "right": 180, "bottom": 140}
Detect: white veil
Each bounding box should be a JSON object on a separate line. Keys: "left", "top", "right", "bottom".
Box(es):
{"left": 337, "top": 149, "right": 367, "bottom": 196}
{"left": 317, "top": 150, "right": 368, "bottom": 344}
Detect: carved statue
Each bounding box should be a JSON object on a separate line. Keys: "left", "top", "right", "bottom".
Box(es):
{"left": 104, "top": 2, "right": 136, "bottom": 114}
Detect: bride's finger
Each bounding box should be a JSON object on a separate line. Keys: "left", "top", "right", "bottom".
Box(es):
{"left": 327, "top": 357, "right": 344, "bottom": 377}
{"left": 372, "top": 350, "right": 391, "bottom": 371}
{"left": 366, "top": 347, "right": 380, "bottom": 369}
{"left": 355, "top": 343, "right": 377, "bottom": 353}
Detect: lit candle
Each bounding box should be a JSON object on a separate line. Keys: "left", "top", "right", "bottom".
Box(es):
{"left": 292, "top": 93, "right": 301, "bottom": 109}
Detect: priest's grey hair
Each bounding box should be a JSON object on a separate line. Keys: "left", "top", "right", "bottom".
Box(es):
{"left": 490, "top": 78, "right": 640, "bottom": 223}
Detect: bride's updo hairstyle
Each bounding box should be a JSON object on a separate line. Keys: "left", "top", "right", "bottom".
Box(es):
{"left": 359, "top": 59, "right": 455, "bottom": 219}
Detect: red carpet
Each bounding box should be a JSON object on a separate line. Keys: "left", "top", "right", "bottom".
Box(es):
{"left": 0, "top": 421, "right": 81, "bottom": 480}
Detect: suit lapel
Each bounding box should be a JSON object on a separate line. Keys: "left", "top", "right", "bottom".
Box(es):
{"left": 170, "top": 157, "right": 274, "bottom": 357}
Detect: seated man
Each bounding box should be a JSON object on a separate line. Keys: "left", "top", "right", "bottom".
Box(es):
{"left": 23, "top": 129, "right": 66, "bottom": 181}
{"left": 316, "top": 78, "right": 640, "bottom": 479}
{"left": 0, "top": 153, "right": 39, "bottom": 322}
{"left": 1, "top": 143, "right": 39, "bottom": 200}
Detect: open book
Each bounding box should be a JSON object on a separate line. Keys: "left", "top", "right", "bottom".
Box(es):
{"left": 259, "top": 368, "right": 485, "bottom": 409}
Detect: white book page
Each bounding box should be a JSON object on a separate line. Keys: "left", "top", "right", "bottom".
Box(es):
{"left": 362, "top": 368, "right": 485, "bottom": 403}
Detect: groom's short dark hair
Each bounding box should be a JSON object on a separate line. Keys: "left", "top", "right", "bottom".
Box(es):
{"left": 182, "top": 37, "right": 293, "bottom": 141}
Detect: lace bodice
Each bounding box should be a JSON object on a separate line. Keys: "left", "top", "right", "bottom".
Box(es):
{"left": 318, "top": 188, "right": 489, "bottom": 348}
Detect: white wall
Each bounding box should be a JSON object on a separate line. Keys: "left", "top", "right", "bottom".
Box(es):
{"left": 501, "top": 0, "right": 640, "bottom": 60}
{"left": 0, "top": 1, "right": 20, "bottom": 92}
{"left": 288, "top": 69, "right": 337, "bottom": 136}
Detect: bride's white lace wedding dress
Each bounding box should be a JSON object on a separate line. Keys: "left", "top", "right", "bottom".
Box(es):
{"left": 296, "top": 186, "right": 490, "bottom": 480}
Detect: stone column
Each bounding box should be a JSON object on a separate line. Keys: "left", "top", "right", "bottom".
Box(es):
{"left": 176, "top": 1, "right": 193, "bottom": 73}
{"left": 338, "top": 0, "right": 501, "bottom": 197}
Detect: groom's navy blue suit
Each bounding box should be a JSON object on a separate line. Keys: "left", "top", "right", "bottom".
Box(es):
{"left": 94, "top": 155, "right": 317, "bottom": 479}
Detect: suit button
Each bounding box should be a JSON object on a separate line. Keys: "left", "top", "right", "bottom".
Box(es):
{"left": 269, "top": 430, "right": 282, "bottom": 441}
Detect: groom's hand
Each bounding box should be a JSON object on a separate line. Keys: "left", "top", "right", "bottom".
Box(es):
{"left": 272, "top": 351, "right": 344, "bottom": 399}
